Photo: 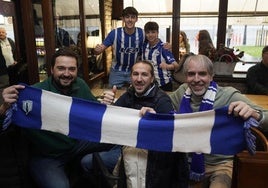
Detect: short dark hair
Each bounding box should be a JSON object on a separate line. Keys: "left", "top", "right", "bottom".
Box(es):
{"left": 51, "top": 47, "right": 79, "bottom": 67}
{"left": 122, "top": 7, "right": 138, "bottom": 17}
{"left": 144, "top": 21, "right": 159, "bottom": 32}
{"left": 262, "top": 46, "right": 268, "bottom": 54}
{"left": 131, "top": 60, "right": 154, "bottom": 77}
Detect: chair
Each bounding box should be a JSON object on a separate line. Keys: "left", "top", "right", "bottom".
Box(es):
{"left": 232, "top": 127, "right": 268, "bottom": 188}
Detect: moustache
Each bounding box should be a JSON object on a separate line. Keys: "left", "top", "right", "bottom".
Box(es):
{"left": 59, "top": 75, "right": 73, "bottom": 80}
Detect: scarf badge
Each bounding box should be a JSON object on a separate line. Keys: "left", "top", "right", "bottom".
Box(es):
{"left": 22, "top": 100, "right": 33, "bottom": 115}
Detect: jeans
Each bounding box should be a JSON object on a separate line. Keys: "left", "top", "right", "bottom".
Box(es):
{"left": 109, "top": 68, "right": 131, "bottom": 88}
{"left": 30, "top": 140, "right": 114, "bottom": 188}
{"left": 81, "top": 145, "right": 121, "bottom": 173}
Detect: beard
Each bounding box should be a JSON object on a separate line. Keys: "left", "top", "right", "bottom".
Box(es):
{"left": 52, "top": 75, "right": 74, "bottom": 90}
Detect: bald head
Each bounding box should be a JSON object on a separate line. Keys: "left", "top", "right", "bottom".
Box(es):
{"left": 0, "top": 27, "right": 7, "bottom": 40}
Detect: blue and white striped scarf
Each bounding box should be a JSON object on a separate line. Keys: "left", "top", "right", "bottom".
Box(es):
{"left": 3, "top": 84, "right": 258, "bottom": 156}
{"left": 179, "top": 81, "right": 217, "bottom": 181}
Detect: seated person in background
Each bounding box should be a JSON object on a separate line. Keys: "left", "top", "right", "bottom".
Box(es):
{"left": 141, "top": 54, "right": 268, "bottom": 188}
{"left": 179, "top": 31, "right": 190, "bottom": 59}
{"left": 246, "top": 45, "right": 268, "bottom": 95}
{"left": 0, "top": 48, "right": 114, "bottom": 188}
{"left": 142, "top": 21, "right": 178, "bottom": 91}
{"left": 85, "top": 60, "right": 189, "bottom": 188}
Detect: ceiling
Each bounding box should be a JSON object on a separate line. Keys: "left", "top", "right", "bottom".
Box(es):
{"left": 53, "top": 0, "right": 268, "bottom": 18}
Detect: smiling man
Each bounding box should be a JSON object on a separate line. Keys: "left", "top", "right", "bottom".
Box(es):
{"left": 168, "top": 54, "right": 267, "bottom": 188}
{"left": 83, "top": 60, "right": 189, "bottom": 188}
{"left": 0, "top": 47, "right": 114, "bottom": 188}
{"left": 139, "top": 54, "right": 268, "bottom": 188}
{"left": 93, "top": 7, "right": 144, "bottom": 88}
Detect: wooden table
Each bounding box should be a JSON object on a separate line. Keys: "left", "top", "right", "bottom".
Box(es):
{"left": 244, "top": 94, "right": 268, "bottom": 110}
{"left": 91, "top": 88, "right": 126, "bottom": 99}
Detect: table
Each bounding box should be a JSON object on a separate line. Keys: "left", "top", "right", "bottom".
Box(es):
{"left": 244, "top": 94, "right": 268, "bottom": 110}
{"left": 91, "top": 88, "right": 126, "bottom": 99}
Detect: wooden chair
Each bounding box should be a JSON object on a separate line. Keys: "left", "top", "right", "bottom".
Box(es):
{"left": 232, "top": 127, "right": 268, "bottom": 188}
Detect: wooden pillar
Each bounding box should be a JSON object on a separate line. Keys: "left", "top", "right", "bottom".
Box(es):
{"left": 217, "top": 0, "right": 228, "bottom": 49}
{"left": 20, "top": 0, "right": 39, "bottom": 84}
{"left": 172, "top": 0, "right": 180, "bottom": 61}
{"left": 41, "top": 0, "right": 55, "bottom": 75}
{"left": 112, "top": 0, "right": 123, "bottom": 20}
{"left": 78, "top": 0, "right": 89, "bottom": 83}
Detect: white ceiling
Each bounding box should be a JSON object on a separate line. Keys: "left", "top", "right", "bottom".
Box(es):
{"left": 54, "top": 0, "right": 268, "bottom": 17}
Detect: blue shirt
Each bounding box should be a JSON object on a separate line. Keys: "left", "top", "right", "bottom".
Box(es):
{"left": 142, "top": 39, "right": 176, "bottom": 86}
{"left": 103, "top": 27, "right": 144, "bottom": 72}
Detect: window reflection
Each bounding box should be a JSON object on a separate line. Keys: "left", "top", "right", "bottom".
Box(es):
{"left": 54, "top": 1, "right": 79, "bottom": 48}
{"left": 53, "top": 0, "right": 103, "bottom": 80}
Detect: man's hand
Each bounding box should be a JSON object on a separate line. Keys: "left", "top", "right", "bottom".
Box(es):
{"left": 101, "top": 85, "right": 117, "bottom": 105}
{"left": 94, "top": 44, "right": 106, "bottom": 55}
{"left": 228, "top": 101, "right": 261, "bottom": 121}
{"left": 163, "top": 42, "right": 171, "bottom": 51}
{"left": 139, "top": 107, "right": 156, "bottom": 117}
{"left": 0, "top": 85, "right": 25, "bottom": 115}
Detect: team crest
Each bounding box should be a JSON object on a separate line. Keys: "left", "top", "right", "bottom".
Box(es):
{"left": 22, "top": 100, "right": 33, "bottom": 115}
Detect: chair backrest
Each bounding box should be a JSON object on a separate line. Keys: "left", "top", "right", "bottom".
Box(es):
{"left": 232, "top": 127, "right": 268, "bottom": 188}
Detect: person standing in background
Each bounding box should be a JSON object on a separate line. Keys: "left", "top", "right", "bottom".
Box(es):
{"left": 93, "top": 7, "right": 144, "bottom": 88}
{"left": 0, "top": 27, "right": 17, "bottom": 103}
{"left": 226, "top": 25, "right": 234, "bottom": 48}
{"left": 142, "top": 21, "right": 178, "bottom": 91}
{"left": 179, "top": 31, "right": 190, "bottom": 59}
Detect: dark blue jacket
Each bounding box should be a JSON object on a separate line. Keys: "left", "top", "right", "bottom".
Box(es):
{"left": 115, "top": 84, "right": 189, "bottom": 188}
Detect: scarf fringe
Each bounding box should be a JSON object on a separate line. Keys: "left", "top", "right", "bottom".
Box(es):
{"left": 189, "top": 171, "right": 205, "bottom": 181}
{"left": 2, "top": 103, "right": 17, "bottom": 131}
{"left": 244, "top": 117, "right": 259, "bottom": 155}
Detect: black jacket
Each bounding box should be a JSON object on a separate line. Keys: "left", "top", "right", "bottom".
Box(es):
{"left": 246, "top": 62, "right": 268, "bottom": 95}
{"left": 115, "top": 85, "right": 189, "bottom": 188}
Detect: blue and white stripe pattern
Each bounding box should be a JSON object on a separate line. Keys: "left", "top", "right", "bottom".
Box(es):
{"left": 142, "top": 40, "right": 176, "bottom": 86}
{"left": 5, "top": 85, "right": 257, "bottom": 155}
{"left": 103, "top": 27, "right": 144, "bottom": 72}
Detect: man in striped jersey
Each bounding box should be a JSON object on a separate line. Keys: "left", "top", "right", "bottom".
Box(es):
{"left": 94, "top": 7, "right": 144, "bottom": 89}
